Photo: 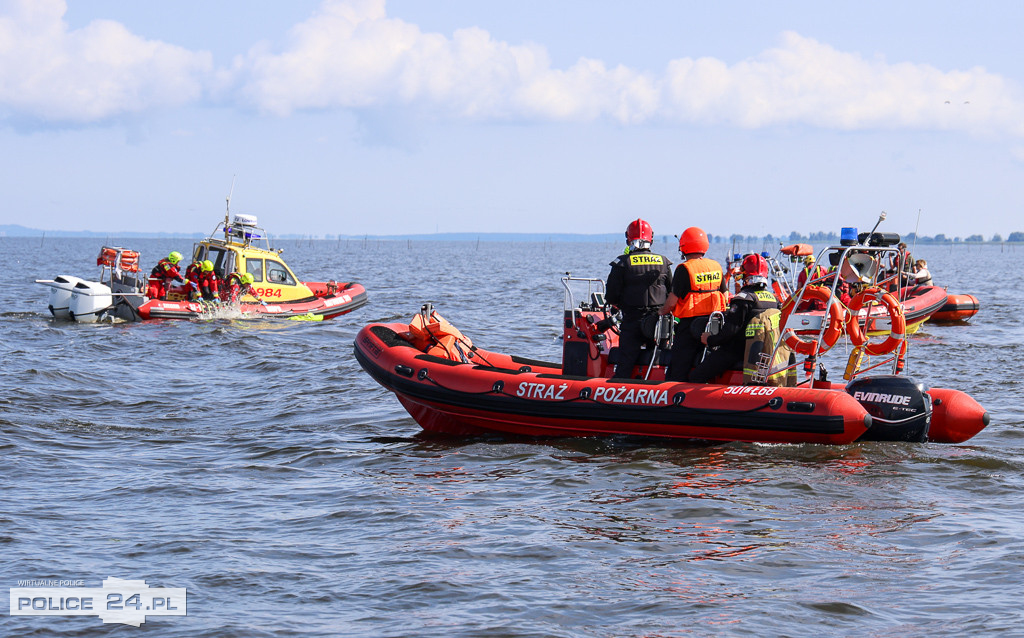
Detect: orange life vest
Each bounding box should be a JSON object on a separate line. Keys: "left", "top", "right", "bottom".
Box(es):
{"left": 673, "top": 257, "right": 728, "bottom": 318}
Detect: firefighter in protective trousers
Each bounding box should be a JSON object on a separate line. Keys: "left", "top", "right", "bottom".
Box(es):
{"left": 660, "top": 226, "right": 728, "bottom": 382}
{"left": 689, "top": 253, "right": 780, "bottom": 383}
{"left": 605, "top": 219, "right": 672, "bottom": 378}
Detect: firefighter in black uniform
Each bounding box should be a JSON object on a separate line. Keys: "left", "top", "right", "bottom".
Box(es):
{"left": 690, "top": 254, "right": 780, "bottom": 383}
{"left": 605, "top": 219, "right": 673, "bottom": 378}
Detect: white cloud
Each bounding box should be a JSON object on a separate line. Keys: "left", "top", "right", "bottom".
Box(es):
{"left": 235, "top": 2, "right": 1024, "bottom": 137}
{"left": 234, "top": 0, "right": 663, "bottom": 123}
{"left": 0, "top": 0, "right": 211, "bottom": 123}
{"left": 1, "top": 0, "right": 1023, "bottom": 139}
{"left": 663, "top": 32, "right": 1024, "bottom": 137}
{"left": 233, "top": 0, "right": 547, "bottom": 119}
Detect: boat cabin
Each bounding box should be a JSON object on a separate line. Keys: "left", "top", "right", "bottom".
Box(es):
{"left": 191, "top": 214, "right": 314, "bottom": 303}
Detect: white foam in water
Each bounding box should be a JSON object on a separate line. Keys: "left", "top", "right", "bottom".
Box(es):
{"left": 195, "top": 303, "right": 251, "bottom": 320}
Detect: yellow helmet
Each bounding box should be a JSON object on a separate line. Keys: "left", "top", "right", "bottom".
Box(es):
{"left": 202, "top": 260, "right": 214, "bottom": 272}
{"left": 167, "top": 251, "right": 183, "bottom": 264}
{"left": 242, "top": 273, "right": 255, "bottom": 285}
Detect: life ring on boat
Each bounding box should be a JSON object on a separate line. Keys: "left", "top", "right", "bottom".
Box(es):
{"left": 845, "top": 287, "right": 905, "bottom": 356}
{"left": 97, "top": 247, "right": 118, "bottom": 267}
{"left": 779, "top": 286, "right": 845, "bottom": 356}
{"left": 119, "top": 250, "right": 140, "bottom": 272}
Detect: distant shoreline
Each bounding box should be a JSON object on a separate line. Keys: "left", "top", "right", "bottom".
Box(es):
{"left": 1, "top": 228, "right": 1020, "bottom": 245}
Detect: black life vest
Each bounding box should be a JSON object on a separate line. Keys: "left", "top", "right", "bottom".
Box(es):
{"left": 609, "top": 249, "right": 672, "bottom": 310}
{"left": 733, "top": 285, "right": 780, "bottom": 315}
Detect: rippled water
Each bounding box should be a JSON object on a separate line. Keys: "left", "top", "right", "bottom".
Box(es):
{"left": 2, "top": 236, "right": 1022, "bottom": 637}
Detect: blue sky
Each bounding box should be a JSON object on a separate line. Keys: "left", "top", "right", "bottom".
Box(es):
{"left": 2, "top": 0, "right": 1022, "bottom": 238}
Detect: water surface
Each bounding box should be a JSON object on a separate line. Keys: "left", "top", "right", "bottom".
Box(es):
{"left": 2, "top": 237, "right": 1021, "bottom": 637}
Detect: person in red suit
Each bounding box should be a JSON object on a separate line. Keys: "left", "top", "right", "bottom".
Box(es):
{"left": 148, "top": 251, "right": 185, "bottom": 300}
{"left": 225, "top": 272, "right": 258, "bottom": 303}
{"left": 196, "top": 260, "right": 221, "bottom": 301}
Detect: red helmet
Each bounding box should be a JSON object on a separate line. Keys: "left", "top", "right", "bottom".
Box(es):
{"left": 678, "top": 227, "right": 709, "bottom": 254}
{"left": 741, "top": 254, "right": 769, "bottom": 278}
{"left": 625, "top": 219, "right": 654, "bottom": 243}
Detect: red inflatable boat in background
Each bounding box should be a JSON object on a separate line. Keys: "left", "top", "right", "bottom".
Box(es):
{"left": 930, "top": 293, "right": 981, "bottom": 323}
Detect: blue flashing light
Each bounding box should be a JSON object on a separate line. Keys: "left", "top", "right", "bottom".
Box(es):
{"left": 840, "top": 227, "right": 858, "bottom": 246}
{"left": 733, "top": 253, "right": 741, "bottom": 261}
{"left": 760, "top": 251, "right": 770, "bottom": 258}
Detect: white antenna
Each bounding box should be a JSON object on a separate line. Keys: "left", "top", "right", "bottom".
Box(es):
{"left": 225, "top": 175, "right": 236, "bottom": 226}
{"left": 912, "top": 208, "right": 922, "bottom": 257}
{"left": 864, "top": 210, "right": 886, "bottom": 241}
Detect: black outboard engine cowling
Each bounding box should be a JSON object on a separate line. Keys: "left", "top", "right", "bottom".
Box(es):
{"left": 847, "top": 375, "right": 931, "bottom": 442}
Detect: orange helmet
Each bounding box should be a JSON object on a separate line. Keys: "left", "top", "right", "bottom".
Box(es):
{"left": 625, "top": 219, "right": 654, "bottom": 243}
{"left": 678, "top": 227, "right": 709, "bottom": 255}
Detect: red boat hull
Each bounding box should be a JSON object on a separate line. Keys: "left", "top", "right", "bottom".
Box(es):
{"left": 355, "top": 314, "right": 989, "bottom": 445}
{"left": 807, "top": 381, "right": 989, "bottom": 444}
{"left": 930, "top": 293, "right": 980, "bottom": 323}
{"left": 356, "top": 322, "right": 879, "bottom": 445}
{"left": 137, "top": 281, "right": 367, "bottom": 320}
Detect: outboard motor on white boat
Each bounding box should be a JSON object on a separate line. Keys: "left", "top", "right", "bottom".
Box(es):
{"left": 37, "top": 275, "right": 86, "bottom": 320}
{"left": 847, "top": 375, "right": 931, "bottom": 442}
{"left": 68, "top": 280, "right": 113, "bottom": 323}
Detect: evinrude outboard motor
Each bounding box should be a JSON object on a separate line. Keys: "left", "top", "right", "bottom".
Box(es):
{"left": 68, "top": 280, "right": 113, "bottom": 323}
{"left": 847, "top": 375, "right": 931, "bottom": 442}
{"left": 43, "top": 275, "right": 86, "bottom": 320}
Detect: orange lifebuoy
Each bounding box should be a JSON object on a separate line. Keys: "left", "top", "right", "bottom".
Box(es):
{"left": 119, "top": 250, "right": 140, "bottom": 272}
{"left": 780, "top": 286, "right": 845, "bottom": 355}
{"left": 96, "top": 247, "right": 117, "bottom": 267}
{"left": 845, "top": 287, "right": 905, "bottom": 356}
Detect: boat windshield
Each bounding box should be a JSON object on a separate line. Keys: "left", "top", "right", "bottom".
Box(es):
{"left": 561, "top": 276, "right": 607, "bottom": 312}
{"left": 265, "top": 260, "right": 296, "bottom": 285}
{"left": 245, "top": 258, "right": 264, "bottom": 283}
{"left": 208, "top": 247, "right": 233, "bottom": 278}
{"left": 191, "top": 245, "right": 235, "bottom": 279}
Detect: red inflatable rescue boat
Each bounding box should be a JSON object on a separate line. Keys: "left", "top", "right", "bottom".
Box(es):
{"left": 356, "top": 227, "right": 989, "bottom": 446}
{"left": 784, "top": 284, "right": 948, "bottom": 337}
{"left": 38, "top": 213, "right": 368, "bottom": 322}
{"left": 354, "top": 300, "right": 987, "bottom": 445}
